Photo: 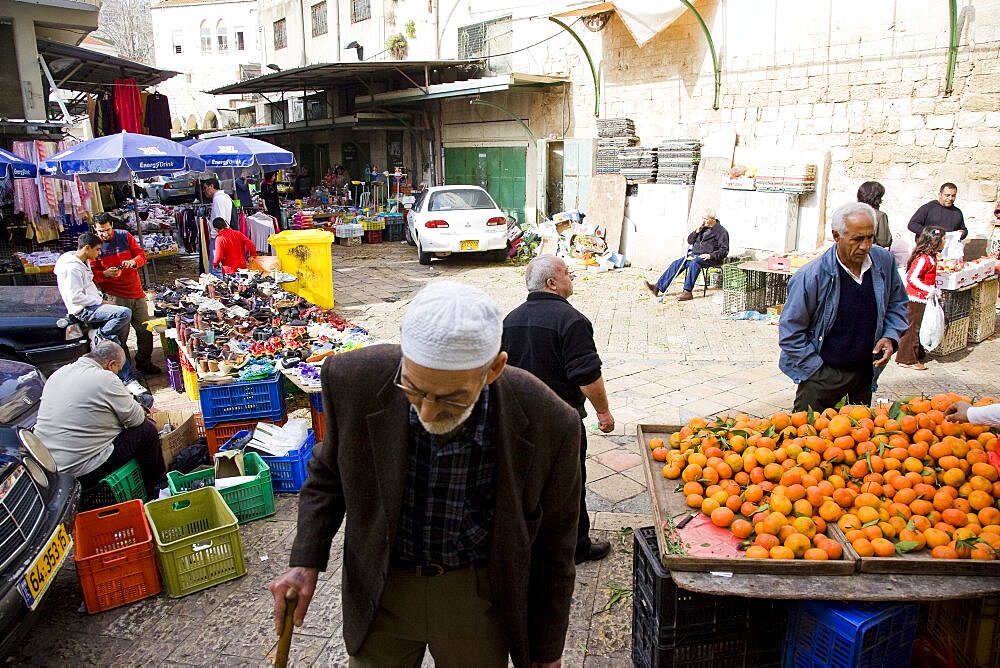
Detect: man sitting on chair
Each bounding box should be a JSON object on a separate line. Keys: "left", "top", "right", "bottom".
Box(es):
{"left": 645, "top": 209, "right": 730, "bottom": 302}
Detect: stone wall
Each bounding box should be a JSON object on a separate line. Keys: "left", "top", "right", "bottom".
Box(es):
{"left": 548, "top": 0, "right": 1000, "bottom": 241}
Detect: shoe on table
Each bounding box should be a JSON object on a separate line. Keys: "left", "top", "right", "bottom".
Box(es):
{"left": 137, "top": 362, "right": 163, "bottom": 375}
{"left": 677, "top": 290, "right": 694, "bottom": 301}
{"left": 575, "top": 539, "right": 612, "bottom": 565}
{"left": 644, "top": 281, "right": 660, "bottom": 297}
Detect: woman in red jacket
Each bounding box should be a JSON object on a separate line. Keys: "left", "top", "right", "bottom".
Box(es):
{"left": 897, "top": 226, "right": 945, "bottom": 370}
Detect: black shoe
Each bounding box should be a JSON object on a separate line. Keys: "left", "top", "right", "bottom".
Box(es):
{"left": 575, "top": 539, "right": 612, "bottom": 565}
{"left": 137, "top": 363, "right": 162, "bottom": 375}
{"left": 644, "top": 281, "right": 660, "bottom": 297}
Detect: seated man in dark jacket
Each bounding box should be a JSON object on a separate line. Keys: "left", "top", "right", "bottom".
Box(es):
{"left": 646, "top": 209, "right": 730, "bottom": 301}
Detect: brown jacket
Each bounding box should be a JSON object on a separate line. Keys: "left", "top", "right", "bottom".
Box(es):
{"left": 290, "top": 344, "right": 581, "bottom": 666}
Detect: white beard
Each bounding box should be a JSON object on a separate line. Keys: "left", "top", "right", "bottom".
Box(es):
{"left": 418, "top": 403, "right": 476, "bottom": 435}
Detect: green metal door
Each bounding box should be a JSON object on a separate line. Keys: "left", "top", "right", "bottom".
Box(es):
{"left": 444, "top": 147, "right": 526, "bottom": 225}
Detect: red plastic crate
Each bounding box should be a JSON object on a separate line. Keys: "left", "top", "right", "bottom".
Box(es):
{"left": 73, "top": 500, "right": 162, "bottom": 613}
{"left": 310, "top": 404, "right": 325, "bottom": 442}
{"left": 204, "top": 415, "right": 287, "bottom": 456}
{"left": 363, "top": 229, "right": 383, "bottom": 244}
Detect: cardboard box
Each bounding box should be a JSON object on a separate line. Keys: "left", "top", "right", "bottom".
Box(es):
{"left": 153, "top": 409, "right": 199, "bottom": 469}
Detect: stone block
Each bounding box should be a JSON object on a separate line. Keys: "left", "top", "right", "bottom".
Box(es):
{"left": 926, "top": 114, "right": 955, "bottom": 130}
{"left": 831, "top": 146, "right": 852, "bottom": 162}
{"left": 897, "top": 131, "right": 916, "bottom": 146}
{"left": 945, "top": 148, "right": 975, "bottom": 164}
{"left": 957, "top": 111, "right": 988, "bottom": 128}
{"left": 794, "top": 103, "right": 813, "bottom": 119}
{"left": 900, "top": 115, "right": 925, "bottom": 131}
{"left": 969, "top": 74, "right": 1000, "bottom": 94}
{"left": 986, "top": 112, "right": 1000, "bottom": 128}
{"left": 850, "top": 84, "right": 879, "bottom": 100}
{"left": 934, "top": 131, "right": 953, "bottom": 148}
{"left": 911, "top": 98, "right": 936, "bottom": 114}
{"left": 952, "top": 130, "right": 981, "bottom": 148}
{"left": 973, "top": 146, "right": 1000, "bottom": 164}
{"left": 915, "top": 129, "right": 937, "bottom": 146}
{"left": 812, "top": 118, "right": 833, "bottom": 134}
{"left": 934, "top": 99, "right": 962, "bottom": 114}
{"left": 853, "top": 147, "right": 874, "bottom": 163}
{"left": 914, "top": 81, "right": 941, "bottom": 97}
{"left": 980, "top": 130, "right": 1000, "bottom": 147}
{"left": 828, "top": 133, "right": 850, "bottom": 147}
{"left": 962, "top": 93, "right": 1000, "bottom": 111}
{"left": 832, "top": 117, "right": 850, "bottom": 133}
{"left": 968, "top": 163, "right": 1000, "bottom": 181}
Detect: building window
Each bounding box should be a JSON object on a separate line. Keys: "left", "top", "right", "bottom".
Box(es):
{"left": 458, "top": 15, "right": 512, "bottom": 74}
{"left": 311, "top": 2, "right": 328, "bottom": 36}
{"left": 273, "top": 18, "right": 287, "bottom": 50}
{"left": 217, "top": 24, "right": 228, "bottom": 52}
{"left": 235, "top": 29, "right": 245, "bottom": 51}
{"left": 351, "top": 0, "right": 370, "bottom": 23}
{"left": 200, "top": 23, "right": 212, "bottom": 53}
{"left": 172, "top": 30, "right": 183, "bottom": 54}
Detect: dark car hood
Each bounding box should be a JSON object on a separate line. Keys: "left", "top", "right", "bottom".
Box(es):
{"left": 0, "top": 287, "right": 68, "bottom": 318}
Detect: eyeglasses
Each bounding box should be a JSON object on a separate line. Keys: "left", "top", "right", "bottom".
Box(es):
{"left": 393, "top": 362, "right": 482, "bottom": 410}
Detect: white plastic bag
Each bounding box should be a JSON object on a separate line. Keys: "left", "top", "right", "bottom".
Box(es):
{"left": 919, "top": 292, "right": 945, "bottom": 351}
{"left": 941, "top": 231, "right": 964, "bottom": 261}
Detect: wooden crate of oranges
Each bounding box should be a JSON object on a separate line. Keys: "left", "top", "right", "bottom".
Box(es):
{"left": 638, "top": 393, "right": 1000, "bottom": 576}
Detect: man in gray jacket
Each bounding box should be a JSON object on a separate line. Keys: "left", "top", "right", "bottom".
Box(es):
{"left": 778, "top": 202, "right": 909, "bottom": 411}
{"left": 33, "top": 341, "right": 165, "bottom": 499}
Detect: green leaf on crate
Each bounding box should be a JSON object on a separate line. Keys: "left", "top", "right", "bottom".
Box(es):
{"left": 862, "top": 519, "right": 880, "bottom": 528}
{"left": 754, "top": 503, "right": 769, "bottom": 515}
{"left": 834, "top": 395, "right": 849, "bottom": 409}
{"left": 906, "top": 519, "right": 917, "bottom": 532}
{"left": 596, "top": 583, "right": 632, "bottom": 614}
{"left": 729, "top": 429, "right": 751, "bottom": 439}
{"left": 888, "top": 400, "right": 903, "bottom": 421}
{"left": 762, "top": 425, "right": 776, "bottom": 438}
{"left": 895, "top": 541, "right": 920, "bottom": 554}
{"left": 806, "top": 408, "right": 815, "bottom": 425}
{"left": 865, "top": 452, "right": 873, "bottom": 472}
{"left": 701, "top": 543, "right": 712, "bottom": 547}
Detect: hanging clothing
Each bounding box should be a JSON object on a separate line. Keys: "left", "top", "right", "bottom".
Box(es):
{"left": 96, "top": 91, "right": 116, "bottom": 137}
{"left": 247, "top": 213, "right": 278, "bottom": 254}
{"left": 11, "top": 141, "right": 40, "bottom": 224}
{"left": 144, "top": 93, "right": 172, "bottom": 139}
{"left": 113, "top": 79, "right": 143, "bottom": 134}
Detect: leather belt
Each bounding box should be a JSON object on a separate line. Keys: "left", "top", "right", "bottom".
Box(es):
{"left": 392, "top": 562, "right": 471, "bottom": 577}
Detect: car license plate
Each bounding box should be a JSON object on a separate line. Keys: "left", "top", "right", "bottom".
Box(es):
{"left": 17, "top": 524, "right": 72, "bottom": 610}
{"left": 460, "top": 240, "right": 479, "bottom": 251}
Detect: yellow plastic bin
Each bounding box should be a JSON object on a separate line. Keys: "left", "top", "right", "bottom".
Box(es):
{"left": 268, "top": 229, "right": 336, "bottom": 309}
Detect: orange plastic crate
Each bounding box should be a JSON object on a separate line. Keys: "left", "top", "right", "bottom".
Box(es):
{"left": 204, "top": 415, "right": 287, "bottom": 457}
{"left": 310, "top": 403, "right": 325, "bottom": 442}
{"left": 73, "top": 500, "right": 161, "bottom": 613}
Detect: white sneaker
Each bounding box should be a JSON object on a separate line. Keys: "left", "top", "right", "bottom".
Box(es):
{"left": 125, "top": 379, "right": 148, "bottom": 395}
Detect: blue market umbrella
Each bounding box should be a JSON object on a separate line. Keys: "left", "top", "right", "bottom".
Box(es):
{"left": 189, "top": 136, "right": 295, "bottom": 174}
{"left": 178, "top": 138, "right": 199, "bottom": 147}
{"left": 41, "top": 131, "right": 206, "bottom": 182}
{"left": 0, "top": 147, "right": 37, "bottom": 179}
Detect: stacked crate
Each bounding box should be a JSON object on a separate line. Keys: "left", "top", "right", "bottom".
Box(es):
{"left": 197, "top": 373, "right": 287, "bottom": 456}
{"left": 932, "top": 287, "right": 973, "bottom": 356}
{"left": 969, "top": 276, "right": 998, "bottom": 343}
{"left": 721, "top": 263, "right": 766, "bottom": 314}
{"left": 656, "top": 140, "right": 701, "bottom": 186}
{"left": 596, "top": 118, "right": 638, "bottom": 174}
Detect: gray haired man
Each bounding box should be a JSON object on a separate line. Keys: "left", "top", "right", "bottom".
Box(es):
{"left": 645, "top": 208, "right": 729, "bottom": 301}
{"left": 778, "top": 202, "right": 909, "bottom": 411}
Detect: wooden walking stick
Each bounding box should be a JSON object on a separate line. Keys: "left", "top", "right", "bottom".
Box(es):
{"left": 274, "top": 589, "right": 298, "bottom": 668}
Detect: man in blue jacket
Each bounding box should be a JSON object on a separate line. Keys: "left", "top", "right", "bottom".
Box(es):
{"left": 779, "top": 202, "right": 908, "bottom": 412}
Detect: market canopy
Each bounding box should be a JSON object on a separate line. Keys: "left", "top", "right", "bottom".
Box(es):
{"left": 37, "top": 37, "right": 178, "bottom": 93}
{"left": 0, "top": 147, "right": 38, "bottom": 179}
{"left": 41, "top": 131, "right": 206, "bottom": 181}
{"left": 189, "top": 136, "right": 295, "bottom": 172}
{"left": 206, "top": 59, "right": 485, "bottom": 95}
{"left": 552, "top": 0, "right": 691, "bottom": 48}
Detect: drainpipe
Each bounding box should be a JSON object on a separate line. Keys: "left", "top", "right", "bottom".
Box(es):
{"left": 677, "top": 0, "right": 721, "bottom": 110}
{"left": 945, "top": 0, "right": 958, "bottom": 97}
{"left": 548, "top": 17, "right": 599, "bottom": 118}
{"left": 332, "top": 0, "right": 340, "bottom": 57}
{"left": 299, "top": 0, "right": 308, "bottom": 66}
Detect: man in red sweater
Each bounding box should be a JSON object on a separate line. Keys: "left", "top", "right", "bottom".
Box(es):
{"left": 212, "top": 217, "right": 256, "bottom": 274}
{"left": 90, "top": 214, "right": 160, "bottom": 376}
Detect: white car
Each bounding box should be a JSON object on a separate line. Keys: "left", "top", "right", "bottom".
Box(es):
{"left": 405, "top": 186, "right": 509, "bottom": 265}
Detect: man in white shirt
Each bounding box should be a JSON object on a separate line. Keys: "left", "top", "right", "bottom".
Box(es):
{"left": 203, "top": 177, "right": 233, "bottom": 227}
{"left": 54, "top": 232, "right": 139, "bottom": 387}
{"left": 33, "top": 341, "right": 165, "bottom": 500}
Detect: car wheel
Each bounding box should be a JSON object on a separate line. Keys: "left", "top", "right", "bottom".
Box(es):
{"left": 491, "top": 248, "right": 508, "bottom": 262}
{"left": 405, "top": 223, "right": 416, "bottom": 247}
{"left": 417, "top": 244, "right": 432, "bottom": 266}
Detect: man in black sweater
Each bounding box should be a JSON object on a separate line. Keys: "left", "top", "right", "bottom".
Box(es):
{"left": 908, "top": 182, "right": 967, "bottom": 241}
{"left": 646, "top": 209, "right": 730, "bottom": 301}
{"left": 502, "top": 255, "right": 615, "bottom": 565}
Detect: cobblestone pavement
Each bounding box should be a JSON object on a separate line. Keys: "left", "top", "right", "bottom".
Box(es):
{"left": 9, "top": 243, "right": 1000, "bottom": 666}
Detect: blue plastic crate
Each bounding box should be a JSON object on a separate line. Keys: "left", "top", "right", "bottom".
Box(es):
{"left": 221, "top": 429, "right": 315, "bottom": 493}
{"left": 783, "top": 600, "right": 919, "bottom": 668}
{"left": 198, "top": 373, "right": 286, "bottom": 428}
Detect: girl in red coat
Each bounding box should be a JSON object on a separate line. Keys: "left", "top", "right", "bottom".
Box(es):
{"left": 897, "top": 226, "right": 945, "bottom": 369}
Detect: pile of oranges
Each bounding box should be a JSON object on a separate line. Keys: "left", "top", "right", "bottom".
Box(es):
{"left": 652, "top": 393, "right": 1000, "bottom": 561}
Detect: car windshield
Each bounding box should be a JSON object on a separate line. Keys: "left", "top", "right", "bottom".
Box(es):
{"left": 0, "top": 286, "right": 68, "bottom": 316}
{"left": 0, "top": 360, "right": 43, "bottom": 424}
{"left": 428, "top": 189, "right": 495, "bottom": 211}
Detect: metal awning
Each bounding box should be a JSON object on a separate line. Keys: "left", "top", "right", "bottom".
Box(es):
{"left": 37, "top": 37, "right": 178, "bottom": 93}
{"left": 206, "top": 59, "right": 485, "bottom": 95}
{"left": 353, "top": 73, "right": 567, "bottom": 108}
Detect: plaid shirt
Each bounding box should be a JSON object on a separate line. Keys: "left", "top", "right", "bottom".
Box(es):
{"left": 393, "top": 386, "right": 496, "bottom": 567}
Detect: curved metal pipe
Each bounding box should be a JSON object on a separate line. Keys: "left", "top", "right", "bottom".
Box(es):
{"left": 677, "top": 0, "right": 721, "bottom": 110}
{"left": 469, "top": 98, "right": 536, "bottom": 142}
{"left": 548, "top": 17, "right": 600, "bottom": 117}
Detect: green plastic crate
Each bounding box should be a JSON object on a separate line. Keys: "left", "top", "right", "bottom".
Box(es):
{"left": 166, "top": 452, "right": 275, "bottom": 524}
{"left": 144, "top": 487, "right": 246, "bottom": 597}
{"left": 722, "top": 263, "right": 765, "bottom": 291}
{"left": 80, "top": 459, "right": 145, "bottom": 510}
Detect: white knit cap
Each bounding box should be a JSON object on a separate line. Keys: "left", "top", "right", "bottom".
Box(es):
{"left": 400, "top": 281, "right": 502, "bottom": 371}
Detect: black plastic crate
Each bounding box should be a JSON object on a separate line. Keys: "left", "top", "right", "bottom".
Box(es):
{"left": 765, "top": 273, "right": 791, "bottom": 307}
{"left": 632, "top": 526, "right": 785, "bottom": 667}
{"left": 941, "top": 287, "right": 973, "bottom": 321}
{"left": 722, "top": 264, "right": 765, "bottom": 291}
{"left": 722, "top": 288, "right": 767, "bottom": 314}
{"left": 384, "top": 222, "right": 405, "bottom": 242}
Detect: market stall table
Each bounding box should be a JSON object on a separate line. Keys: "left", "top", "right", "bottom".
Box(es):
{"left": 721, "top": 260, "right": 794, "bottom": 315}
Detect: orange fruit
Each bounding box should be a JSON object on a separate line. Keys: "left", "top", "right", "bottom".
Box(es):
{"left": 804, "top": 547, "right": 829, "bottom": 560}
{"left": 745, "top": 545, "right": 770, "bottom": 559}
{"left": 924, "top": 528, "right": 951, "bottom": 548}
{"left": 828, "top": 416, "right": 852, "bottom": 438}
{"left": 852, "top": 538, "right": 875, "bottom": 557}
{"left": 968, "top": 490, "right": 993, "bottom": 511}
{"left": 652, "top": 447, "right": 669, "bottom": 461}
{"left": 942, "top": 508, "right": 969, "bottom": 528}
{"left": 871, "top": 538, "right": 896, "bottom": 557}
{"left": 711, "top": 507, "right": 735, "bottom": 528}
{"left": 754, "top": 534, "right": 780, "bottom": 550}
{"left": 769, "top": 545, "right": 796, "bottom": 560}
{"left": 971, "top": 543, "right": 996, "bottom": 561}
{"left": 819, "top": 539, "right": 843, "bottom": 560}
{"left": 683, "top": 481, "right": 704, "bottom": 497}
{"left": 731, "top": 519, "right": 753, "bottom": 539}
{"left": 701, "top": 497, "right": 721, "bottom": 515}
{"left": 662, "top": 463, "right": 683, "bottom": 478}
{"left": 686, "top": 493, "right": 704, "bottom": 508}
